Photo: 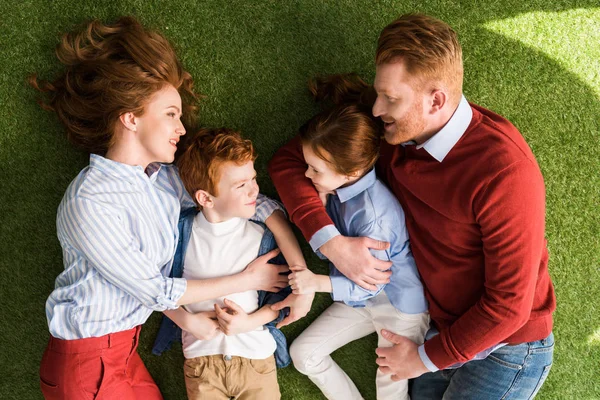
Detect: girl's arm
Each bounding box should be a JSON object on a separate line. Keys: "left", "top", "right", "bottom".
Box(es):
{"left": 289, "top": 266, "right": 332, "bottom": 294}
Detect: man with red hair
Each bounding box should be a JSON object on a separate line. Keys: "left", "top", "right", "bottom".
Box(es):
{"left": 269, "top": 13, "right": 555, "bottom": 399}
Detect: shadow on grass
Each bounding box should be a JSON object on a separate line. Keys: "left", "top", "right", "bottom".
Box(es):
{"left": 0, "top": 1, "right": 597, "bottom": 399}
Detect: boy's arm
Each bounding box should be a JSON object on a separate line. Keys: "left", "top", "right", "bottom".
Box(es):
{"left": 265, "top": 210, "right": 307, "bottom": 269}
{"left": 264, "top": 209, "right": 315, "bottom": 328}
{"left": 215, "top": 299, "right": 279, "bottom": 336}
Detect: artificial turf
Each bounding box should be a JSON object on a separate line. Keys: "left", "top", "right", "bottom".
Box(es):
{"left": 0, "top": 1, "right": 598, "bottom": 399}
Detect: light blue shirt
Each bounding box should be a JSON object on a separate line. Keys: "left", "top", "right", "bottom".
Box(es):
{"left": 47, "top": 154, "right": 282, "bottom": 340}
{"left": 309, "top": 96, "right": 493, "bottom": 371}
{"left": 316, "top": 169, "right": 427, "bottom": 314}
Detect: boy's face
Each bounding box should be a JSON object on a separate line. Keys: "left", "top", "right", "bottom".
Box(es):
{"left": 210, "top": 160, "right": 259, "bottom": 221}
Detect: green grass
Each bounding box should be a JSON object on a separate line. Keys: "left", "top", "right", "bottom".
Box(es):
{"left": 1, "top": 1, "right": 598, "bottom": 399}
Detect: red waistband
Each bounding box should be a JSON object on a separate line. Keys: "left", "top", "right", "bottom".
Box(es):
{"left": 48, "top": 326, "right": 141, "bottom": 354}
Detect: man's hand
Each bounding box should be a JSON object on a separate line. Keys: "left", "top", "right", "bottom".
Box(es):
{"left": 271, "top": 293, "right": 315, "bottom": 329}
{"left": 244, "top": 249, "right": 290, "bottom": 292}
{"left": 185, "top": 311, "right": 221, "bottom": 341}
{"left": 289, "top": 266, "right": 322, "bottom": 295}
{"left": 375, "top": 330, "right": 430, "bottom": 381}
{"left": 320, "top": 235, "right": 392, "bottom": 290}
{"left": 214, "top": 299, "right": 256, "bottom": 336}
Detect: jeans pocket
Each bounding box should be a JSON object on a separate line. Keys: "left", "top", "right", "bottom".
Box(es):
{"left": 487, "top": 354, "right": 524, "bottom": 371}
{"left": 184, "top": 357, "right": 207, "bottom": 380}
{"left": 249, "top": 357, "right": 276, "bottom": 375}
{"left": 528, "top": 363, "right": 552, "bottom": 399}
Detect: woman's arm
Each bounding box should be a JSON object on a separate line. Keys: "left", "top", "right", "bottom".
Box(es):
{"left": 177, "top": 248, "right": 289, "bottom": 306}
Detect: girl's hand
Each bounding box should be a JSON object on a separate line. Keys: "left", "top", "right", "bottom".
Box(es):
{"left": 186, "top": 311, "right": 221, "bottom": 340}
{"left": 289, "top": 266, "right": 321, "bottom": 295}
{"left": 214, "top": 299, "right": 255, "bottom": 336}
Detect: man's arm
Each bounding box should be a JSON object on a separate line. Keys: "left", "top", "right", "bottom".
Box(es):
{"left": 424, "top": 160, "right": 548, "bottom": 369}
{"left": 269, "top": 136, "right": 391, "bottom": 289}
{"left": 377, "top": 160, "right": 549, "bottom": 376}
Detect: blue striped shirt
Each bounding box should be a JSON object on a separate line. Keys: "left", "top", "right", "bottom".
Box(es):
{"left": 47, "top": 154, "right": 282, "bottom": 340}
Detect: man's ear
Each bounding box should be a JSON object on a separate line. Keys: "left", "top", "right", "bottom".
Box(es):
{"left": 428, "top": 89, "right": 447, "bottom": 115}
{"left": 195, "top": 190, "right": 214, "bottom": 209}
{"left": 118, "top": 112, "right": 138, "bottom": 132}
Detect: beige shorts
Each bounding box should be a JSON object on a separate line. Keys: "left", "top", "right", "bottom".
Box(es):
{"left": 184, "top": 354, "right": 280, "bottom": 400}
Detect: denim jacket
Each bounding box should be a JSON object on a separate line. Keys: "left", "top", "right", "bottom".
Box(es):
{"left": 152, "top": 208, "right": 291, "bottom": 368}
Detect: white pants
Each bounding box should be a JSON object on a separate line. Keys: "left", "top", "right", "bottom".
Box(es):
{"left": 289, "top": 292, "right": 429, "bottom": 400}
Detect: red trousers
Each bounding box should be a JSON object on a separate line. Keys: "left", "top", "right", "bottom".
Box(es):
{"left": 39, "top": 326, "right": 163, "bottom": 400}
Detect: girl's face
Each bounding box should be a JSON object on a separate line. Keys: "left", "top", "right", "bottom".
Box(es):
{"left": 135, "top": 84, "right": 186, "bottom": 166}
{"left": 302, "top": 144, "right": 351, "bottom": 193}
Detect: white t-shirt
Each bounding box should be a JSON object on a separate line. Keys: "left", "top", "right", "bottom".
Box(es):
{"left": 181, "top": 212, "right": 276, "bottom": 360}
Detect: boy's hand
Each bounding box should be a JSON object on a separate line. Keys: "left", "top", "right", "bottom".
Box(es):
{"left": 215, "top": 299, "right": 255, "bottom": 336}
{"left": 271, "top": 293, "right": 314, "bottom": 329}
{"left": 244, "top": 249, "right": 290, "bottom": 292}
{"left": 186, "top": 311, "right": 221, "bottom": 341}
{"left": 289, "top": 266, "right": 321, "bottom": 295}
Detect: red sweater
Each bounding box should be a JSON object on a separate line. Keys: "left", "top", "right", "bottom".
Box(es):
{"left": 268, "top": 104, "right": 555, "bottom": 369}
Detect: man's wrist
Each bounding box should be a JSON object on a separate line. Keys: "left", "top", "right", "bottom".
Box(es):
{"left": 417, "top": 344, "right": 438, "bottom": 372}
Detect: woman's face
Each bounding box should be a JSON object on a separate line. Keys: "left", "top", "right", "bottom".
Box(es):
{"left": 135, "top": 84, "right": 186, "bottom": 165}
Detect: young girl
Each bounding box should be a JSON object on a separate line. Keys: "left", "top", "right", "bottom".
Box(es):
{"left": 287, "top": 75, "right": 429, "bottom": 400}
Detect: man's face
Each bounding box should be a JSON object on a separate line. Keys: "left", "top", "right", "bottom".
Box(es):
{"left": 372, "top": 62, "right": 428, "bottom": 145}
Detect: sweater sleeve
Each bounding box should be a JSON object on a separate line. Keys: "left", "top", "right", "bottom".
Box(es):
{"left": 268, "top": 135, "right": 335, "bottom": 242}
{"left": 424, "top": 159, "right": 547, "bottom": 369}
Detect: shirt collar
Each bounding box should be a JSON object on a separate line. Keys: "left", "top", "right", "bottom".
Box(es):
{"left": 335, "top": 168, "right": 377, "bottom": 203}
{"left": 89, "top": 154, "right": 163, "bottom": 183}
{"left": 414, "top": 95, "right": 473, "bottom": 162}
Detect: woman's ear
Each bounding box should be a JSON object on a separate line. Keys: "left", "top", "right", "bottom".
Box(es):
{"left": 195, "top": 190, "right": 214, "bottom": 209}
{"left": 118, "top": 112, "right": 138, "bottom": 132}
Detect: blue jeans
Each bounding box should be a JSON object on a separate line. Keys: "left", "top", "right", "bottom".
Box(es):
{"left": 412, "top": 333, "right": 554, "bottom": 400}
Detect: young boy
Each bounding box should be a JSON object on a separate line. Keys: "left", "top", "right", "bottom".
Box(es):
{"left": 153, "top": 128, "right": 308, "bottom": 400}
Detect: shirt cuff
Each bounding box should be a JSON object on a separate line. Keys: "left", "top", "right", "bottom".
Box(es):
{"left": 418, "top": 344, "right": 439, "bottom": 372}
{"left": 157, "top": 277, "right": 187, "bottom": 311}
{"left": 309, "top": 225, "right": 340, "bottom": 255}
{"left": 255, "top": 194, "right": 287, "bottom": 222}
{"left": 329, "top": 273, "right": 349, "bottom": 302}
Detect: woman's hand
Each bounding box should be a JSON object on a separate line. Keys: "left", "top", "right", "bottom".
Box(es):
{"left": 243, "top": 249, "right": 290, "bottom": 292}
{"left": 185, "top": 311, "right": 221, "bottom": 341}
